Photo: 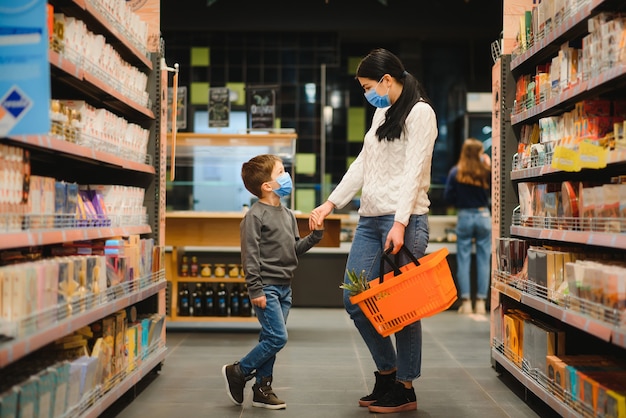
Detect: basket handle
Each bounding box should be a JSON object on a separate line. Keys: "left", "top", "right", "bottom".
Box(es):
{"left": 379, "top": 245, "right": 421, "bottom": 284}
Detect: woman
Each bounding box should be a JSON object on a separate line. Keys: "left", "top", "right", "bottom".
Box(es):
{"left": 310, "top": 48, "right": 437, "bottom": 414}
{"left": 443, "top": 138, "right": 492, "bottom": 315}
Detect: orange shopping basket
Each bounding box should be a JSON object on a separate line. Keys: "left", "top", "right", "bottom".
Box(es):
{"left": 350, "top": 246, "right": 457, "bottom": 337}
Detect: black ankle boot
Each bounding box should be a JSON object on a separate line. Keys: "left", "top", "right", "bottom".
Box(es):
{"left": 358, "top": 371, "right": 396, "bottom": 407}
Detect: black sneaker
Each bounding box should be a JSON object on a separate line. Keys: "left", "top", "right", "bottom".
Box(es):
{"left": 222, "top": 362, "right": 246, "bottom": 405}
{"left": 252, "top": 376, "right": 286, "bottom": 410}
{"left": 368, "top": 381, "right": 417, "bottom": 413}
{"left": 359, "top": 371, "right": 396, "bottom": 407}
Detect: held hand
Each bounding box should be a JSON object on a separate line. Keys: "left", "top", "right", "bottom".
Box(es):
{"left": 309, "top": 211, "right": 325, "bottom": 230}
{"left": 251, "top": 295, "right": 266, "bottom": 309}
{"left": 309, "top": 201, "right": 335, "bottom": 231}
{"left": 384, "top": 222, "right": 406, "bottom": 254}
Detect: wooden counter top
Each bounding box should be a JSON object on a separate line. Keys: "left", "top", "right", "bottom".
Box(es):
{"left": 165, "top": 211, "right": 343, "bottom": 247}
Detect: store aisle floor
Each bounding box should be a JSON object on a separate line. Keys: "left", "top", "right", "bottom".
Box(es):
{"left": 106, "top": 309, "right": 560, "bottom": 418}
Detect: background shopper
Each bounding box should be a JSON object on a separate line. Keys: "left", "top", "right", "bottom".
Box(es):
{"left": 222, "top": 154, "right": 324, "bottom": 409}
{"left": 443, "top": 138, "right": 492, "bottom": 314}
{"left": 310, "top": 48, "right": 438, "bottom": 414}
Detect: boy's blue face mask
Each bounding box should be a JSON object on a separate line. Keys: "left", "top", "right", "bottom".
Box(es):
{"left": 364, "top": 77, "right": 390, "bottom": 108}
{"left": 273, "top": 172, "right": 293, "bottom": 197}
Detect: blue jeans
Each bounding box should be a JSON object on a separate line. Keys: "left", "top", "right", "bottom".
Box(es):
{"left": 455, "top": 208, "right": 492, "bottom": 300}
{"left": 343, "top": 214, "right": 429, "bottom": 382}
{"left": 239, "top": 285, "right": 291, "bottom": 383}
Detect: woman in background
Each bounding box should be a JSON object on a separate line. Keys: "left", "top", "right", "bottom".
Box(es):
{"left": 444, "top": 138, "right": 492, "bottom": 314}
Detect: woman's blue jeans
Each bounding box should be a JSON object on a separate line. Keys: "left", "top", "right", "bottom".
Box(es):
{"left": 343, "top": 214, "right": 429, "bottom": 382}
{"left": 239, "top": 285, "right": 291, "bottom": 383}
{"left": 455, "top": 208, "right": 492, "bottom": 300}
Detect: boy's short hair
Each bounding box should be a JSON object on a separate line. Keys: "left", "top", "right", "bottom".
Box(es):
{"left": 241, "top": 154, "right": 282, "bottom": 198}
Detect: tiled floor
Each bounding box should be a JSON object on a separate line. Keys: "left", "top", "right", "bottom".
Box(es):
{"left": 104, "top": 309, "right": 561, "bottom": 418}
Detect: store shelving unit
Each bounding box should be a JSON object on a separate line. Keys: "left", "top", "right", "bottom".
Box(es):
{"left": 491, "top": 0, "right": 626, "bottom": 415}
{"left": 0, "top": 0, "right": 166, "bottom": 415}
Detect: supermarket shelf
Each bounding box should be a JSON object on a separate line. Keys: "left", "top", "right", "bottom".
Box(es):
{"left": 510, "top": 0, "right": 602, "bottom": 72}
{"left": 49, "top": 50, "right": 154, "bottom": 120}
{"left": 0, "top": 277, "right": 166, "bottom": 368}
{"left": 510, "top": 148, "right": 626, "bottom": 180}
{"left": 0, "top": 224, "right": 151, "bottom": 250}
{"left": 510, "top": 225, "right": 626, "bottom": 249}
{"left": 511, "top": 64, "right": 626, "bottom": 126}
{"left": 80, "top": 346, "right": 167, "bottom": 418}
{"left": 493, "top": 276, "right": 625, "bottom": 348}
{"left": 9, "top": 133, "right": 155, "bottom": 174}
{"left": 491, "top": 349, "right": 582, "bottom": 418}
{"left": 54, "top": 0, "right": 152, "bottom": 69}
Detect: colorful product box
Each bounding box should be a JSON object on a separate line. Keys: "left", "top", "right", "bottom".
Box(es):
{"left": 0, "top": 0, "right": 51, "bottom": 136}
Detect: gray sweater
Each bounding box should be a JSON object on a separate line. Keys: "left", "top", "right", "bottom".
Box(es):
{"left": 240, "top": 201, "right": 323, "bottom": 299}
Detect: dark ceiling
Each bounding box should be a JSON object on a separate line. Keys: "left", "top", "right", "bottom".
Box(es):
{"left": 161, "top": 0, "right": 503, "bottom": 43}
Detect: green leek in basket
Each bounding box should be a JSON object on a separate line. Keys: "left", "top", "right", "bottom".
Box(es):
{"left": 340, "top": 269, "right": 369, "bottom": 296}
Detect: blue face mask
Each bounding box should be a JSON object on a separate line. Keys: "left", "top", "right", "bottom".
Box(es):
{"left": 364, "top": 77, "right": 390, "bottom": 108}
{"left": 272, "top": 172, "right": 293, "bottom": 197}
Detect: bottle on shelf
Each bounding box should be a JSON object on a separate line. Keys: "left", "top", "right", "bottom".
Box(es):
{"left": 240, "top": 286, "right": 252, "bottom": 317}
{"left": 229, "top": 284, "right": 240, "bottom": 316}
{"left": 178, "top": 282, "right": 190, "bottom": 316}
{"left": 216, "top": 282, "right": 228, "bottom": 317}
{"left": 190, "top": 256, "right": 199, "bottom": 277}
{"left": 192, "top": 283, "right": 203, "bottom": 316}
{"left": 203, "top": 283, "right": 215, "bottom": 316}
{"left": 180, "top": 255, "right": 189, "bottom": 277}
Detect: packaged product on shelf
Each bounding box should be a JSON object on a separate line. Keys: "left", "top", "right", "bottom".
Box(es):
{"left": 0, "top": 386, "right": 19, "bottom": 418}
{"left": 113, "top": 310, "right": 127, "bottom": 376}
{"left": 517, "top": 182, "right": 537, "bottom": 227}
{"left": 140, "top": 317, "right": 150, "bottom": 359}
{"left": 73, "top": 355, "right": 98, "bottom": 400}
{"left": 66, "top": 359, "right": 82, "bottom": 409}
{"left": 200, "top": 263, "right": 212, "bottom": 278}
{"left": 0, "top": 0, "right": 51, "bottom": 137}
{"left": 227, "top": 263, "right": 239, "bottom": 278}
{"left": 146, "top": 314, "right": 165, "bottom": 347}
{"left": 17, "top": 376, "right": 39, "bottom": 417}
{"left": 522, "top": 318, "right": 565, "bottom": 376}
{"left": 50, "top": 362, "right": 70, "bottom": 418}
{"left": 214, "top": 264, "right": 225, "bottom": 278}
{"left": 55, "top": 257, "right": 79, "bottom": 319}
{"left": 125, "top": 325, "right": 138, "bottom": 373}
{"left": 600, "top": 184, "right": 621, "bottom": 232}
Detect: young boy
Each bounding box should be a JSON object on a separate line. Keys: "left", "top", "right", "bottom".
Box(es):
{"left": 222, "top": 154, "right": 324, "bottom": 409}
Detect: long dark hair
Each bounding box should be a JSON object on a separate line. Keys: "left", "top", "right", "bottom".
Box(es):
{"left": 356, "top": 48, "right": 433, "bottom": 142}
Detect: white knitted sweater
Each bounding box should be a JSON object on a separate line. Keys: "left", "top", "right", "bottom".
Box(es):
{"left": 328, "top": 101, "right": 438, "bottom": 225}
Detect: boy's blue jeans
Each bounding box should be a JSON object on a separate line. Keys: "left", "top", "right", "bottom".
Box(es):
{"left": 455, "top": 208, "right": 492, "bottom": 300}
{"left": 239, "top": 284, "right": 291, "bottom": 383}
{"left": 343, "top": 214, "right": 429, "bottom": 382}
